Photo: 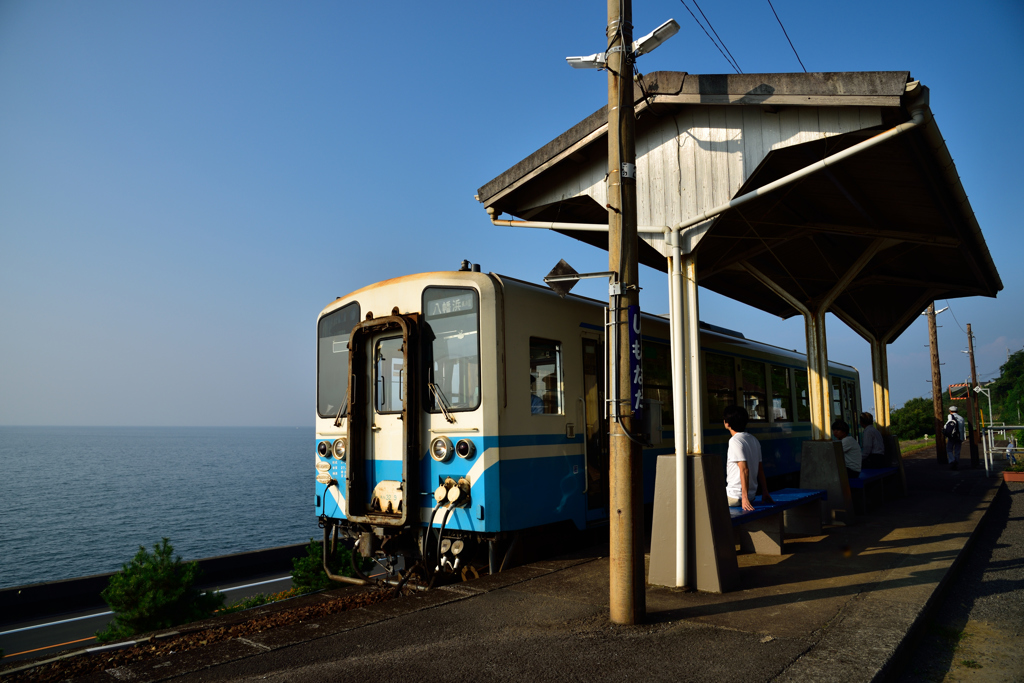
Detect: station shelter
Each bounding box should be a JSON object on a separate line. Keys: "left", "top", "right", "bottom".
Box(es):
{"left": 475, "top": 71, "right": 1002, "bottom": 592}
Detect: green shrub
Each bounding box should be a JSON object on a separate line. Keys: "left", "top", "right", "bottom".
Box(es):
{"left": 291, "top": 539, "right": 373, "bottom": 593}
{"left": 96, "top": 539, "right": 224, "bottom": 643}
{"left": 890, "top": 397, "right": 936, "bottom": 441}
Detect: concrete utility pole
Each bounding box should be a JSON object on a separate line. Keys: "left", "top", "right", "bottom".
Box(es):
{"left": 926, "top": 303, "right": 946, "bottom": 464}
{"left": 966, "top": 323, "right": 981, "bottom": 467}
{"left": 606, "top": 0, "right": 645, "bottom": 625}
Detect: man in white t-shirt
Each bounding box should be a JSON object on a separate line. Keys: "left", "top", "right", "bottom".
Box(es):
{"left": 724, "top": 405, "right": 773, "bottom": 511}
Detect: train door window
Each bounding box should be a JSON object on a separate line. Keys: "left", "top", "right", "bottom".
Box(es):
{"left": 842, "top": 379, "right": 859, "bottom": 438}
{"left": 317, "top": 302, "right": 360, "bottom": 418}
{"left": 705, "top": 352, "right": 736, "bottom": 423}
{"left": 423, "top": 287, "right": 480, "bottom": 412}
{"left": 770, "top": 365, "right": 792, "bottom": 422}
{"left": 831, "top": 377, "right": 843, "bottom": 426}
{"left": 741, "top": 360, "right": 768, "bottom": 422}
{"left": 374, "top": 337, "right": 404, "bottom": 413}
{"left": 530, "top": 338, "right": 562, "bottom": 414}
{"left": 643, "top": 342, "right": 673, "bottom": 428}
{"left": 795, "top": 369, "right": 811, "bottom": 422}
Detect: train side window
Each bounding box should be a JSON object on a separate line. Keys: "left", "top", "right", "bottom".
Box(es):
{"left": 642, "top": 342, "right": 673, "bottom": 428}
{"left": 795, "top": 369, "right": 811, "bottom": 422}
{"left": 530, "top": 338, "right": 562, "bottom": 415}
{"left": 770, "top": 365, "right": 793, "bottom": 422}
{"left": 423, "top": 287, "right": 480, "bottom": 412}
{"left": 741, "top": 360, "right": 768, "bottom": 422}
{"left": 704, "top": 352, "right": 735, "bottom": 423}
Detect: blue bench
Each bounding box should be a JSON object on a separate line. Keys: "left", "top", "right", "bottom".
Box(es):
{"left": 729, "top": 488, "right": 828, "bottom": 555}
{"left": 848, "top": 466, "right": 900, "bottom": 512}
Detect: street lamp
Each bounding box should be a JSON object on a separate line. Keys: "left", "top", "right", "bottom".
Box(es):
{"left": 566, "top": 18, "right": 679, "bottom": 69}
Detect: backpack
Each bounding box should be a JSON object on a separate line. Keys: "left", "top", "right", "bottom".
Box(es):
{"left": 943, "top": 417, "right": 961, "bottom": 442}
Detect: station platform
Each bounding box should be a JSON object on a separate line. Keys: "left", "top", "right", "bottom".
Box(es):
{"left": 4, "top": 448, "right": 1012, "bottom": 682}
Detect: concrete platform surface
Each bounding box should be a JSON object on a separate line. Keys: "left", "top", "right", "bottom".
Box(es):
{"left": 8, "top": 449, "right": 1012, "bottom": 682}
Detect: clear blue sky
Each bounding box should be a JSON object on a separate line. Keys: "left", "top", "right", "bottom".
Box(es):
{"left": 1, "top": 0, "right": 1021, "bottom": 426}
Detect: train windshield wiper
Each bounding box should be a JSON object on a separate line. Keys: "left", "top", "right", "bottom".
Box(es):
{"left": 428, "top": 383, "right": 456, "bottom": 424}
{"left": 333, "top": 396, "right": 348, "bottom": 428}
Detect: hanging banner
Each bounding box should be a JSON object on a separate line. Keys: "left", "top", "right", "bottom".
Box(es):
{"left": 628, "top": 305, "right": 643, "bottom": 423}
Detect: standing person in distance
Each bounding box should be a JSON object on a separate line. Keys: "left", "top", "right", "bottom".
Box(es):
{"left": 943, "top": 405, "right": 966, "bottom": 470}
{"left": 860, "top": 412, "right": 886, "bottom": 468}
{"left": 723, "top": 405, "right": 772, "bottom": 511}
{"left": 832, "top": 419, "right": 862, "bottom": 481}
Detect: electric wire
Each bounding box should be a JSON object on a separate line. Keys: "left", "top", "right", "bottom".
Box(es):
{"left": 677, "top": 0, "right": 741, "bottom": 73}
{"left": 691, "top": 0, "right": 743, "bottom": 73}
{"left": 766, "top": 0, "right": 807, "bottom": 73}
{"left": 943, "top": 300, "right": 969, "bottom": 335}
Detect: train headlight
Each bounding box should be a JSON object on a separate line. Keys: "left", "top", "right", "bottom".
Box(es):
{"left": 430, "top": 436, "right": 453, "bottom": 462}
{"left": 317, "top": 441, "right": 330, "bottom": 457}
{"left": 332, "top": 438, "right": 347, "bottom": 460}
{"left": 455, "top": 439, "right": 476, "bottom": 459}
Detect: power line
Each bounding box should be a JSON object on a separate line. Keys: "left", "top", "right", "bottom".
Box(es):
{"left": 692, "top": 0, "right": 743, "bottom": 73}
{"left": 766, "top": 0, "right": 807, "bottom": 73}
{"left": 678, "top": 0, "right": 742, "bottom": 74}
{"left": 943, "top": 300, "right": 969, "bottom": 335}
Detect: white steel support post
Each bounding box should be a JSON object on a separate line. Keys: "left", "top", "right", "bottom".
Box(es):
{"left": 668, "top": 236, "right": 687, "bottom": 588}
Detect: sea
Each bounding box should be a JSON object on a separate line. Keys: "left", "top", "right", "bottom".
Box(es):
{"left": 0, "top": 426, "right": 318, "bottom": 590}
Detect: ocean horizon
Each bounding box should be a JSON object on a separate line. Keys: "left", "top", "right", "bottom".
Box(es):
{"left": 0, "top": 426, "right": 319, "bottom": 589}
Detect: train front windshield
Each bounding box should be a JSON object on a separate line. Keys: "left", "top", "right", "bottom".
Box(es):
{"left": 423, "top": 287, "right": 480, "bottom": 412}
{"left": 317, "top": 302, "right": 360, "bottom": 418}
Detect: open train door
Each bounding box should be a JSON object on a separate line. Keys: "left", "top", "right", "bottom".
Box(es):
{"left": 581, "top": 334, "right": 609, "bottom": 522}
{"left": 345, "top": 313, "right": 420, "bottom": 526}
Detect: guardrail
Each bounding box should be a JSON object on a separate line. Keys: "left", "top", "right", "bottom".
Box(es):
{"left": 0, "top": 543, "right": 307, "bottom": 626}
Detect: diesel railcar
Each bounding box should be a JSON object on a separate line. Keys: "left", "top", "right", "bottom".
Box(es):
{"left": 314, "top": 265, "right": 861, "bottom": 582}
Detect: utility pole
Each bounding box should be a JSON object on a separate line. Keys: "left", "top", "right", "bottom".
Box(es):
{"left": 606, "top": 0, "right": 644, "bottom": 625}
{"left": 926, "top": 303, "right": 946, "bottom": 464}
{"left": 966, "top": 323, "right": 980, "bottom": 467}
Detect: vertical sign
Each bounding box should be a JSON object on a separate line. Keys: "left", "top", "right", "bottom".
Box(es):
{"left": 628, "top": 305, "right": 643, "bottom": 423}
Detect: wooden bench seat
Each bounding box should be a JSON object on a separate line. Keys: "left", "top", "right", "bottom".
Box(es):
{"left": 729, "top": 488, "right": 828, "bottom": 555}
{"left": 849, "top": 466, "right": 900, "bottom": 512}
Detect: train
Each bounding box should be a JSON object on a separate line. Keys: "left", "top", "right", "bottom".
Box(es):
{"left": 314, "top": 264, "right": 862, "bottom": 583}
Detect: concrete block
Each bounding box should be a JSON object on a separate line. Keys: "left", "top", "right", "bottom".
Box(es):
{"left": 783, "top": 500, "right": 824, "bottom": 536}
{"left": 733, "top": 513, "right": 784, "bottom": 555}
{"left": 799, "top": 440, "right": 855, "bottom": 524}
{"left": 649, "top": 453, "right": 739, "bottom": 593}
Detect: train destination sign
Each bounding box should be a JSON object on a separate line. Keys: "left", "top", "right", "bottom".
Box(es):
{"left": 426, "top": 291, "right": 476, "bottom": 317}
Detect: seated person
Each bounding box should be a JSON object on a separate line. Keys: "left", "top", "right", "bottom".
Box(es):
{"left": 860, "top": 412, "right": 887, "bottom": 468}
{"left": 723, "top": 405, "right": 772, "bottom": 511}
{"left": 833, "top": 419, "right": 862, "bottom": 480}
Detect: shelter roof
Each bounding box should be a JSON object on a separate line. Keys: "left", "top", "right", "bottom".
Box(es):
{"left": 477, "top": 71, "right": 1002, "bottom": 344}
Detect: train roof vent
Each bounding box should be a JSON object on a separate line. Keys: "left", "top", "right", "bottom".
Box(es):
{"left": 699, "top": 321, "right": 745, "bottom": 339}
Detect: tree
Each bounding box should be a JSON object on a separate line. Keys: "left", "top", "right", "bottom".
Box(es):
{"left": 97, "top": 539, "right": 224, "bottom": 643}
{"left": 890, "top": 396, "right": 935, "bottom": 440}
{"left": 990, "top": 349, "right": 1024, "bottom": 425}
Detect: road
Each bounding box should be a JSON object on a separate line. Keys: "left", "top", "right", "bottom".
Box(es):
{"left": 0, "top": 574, "right": 292, "bottom": 663}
